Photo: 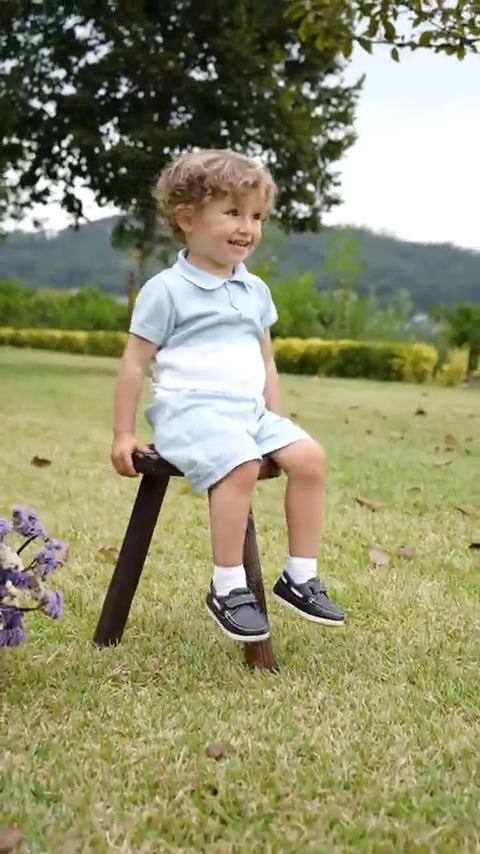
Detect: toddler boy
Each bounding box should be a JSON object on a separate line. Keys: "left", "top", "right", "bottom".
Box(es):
{"left": 111, "top": 149, "right": 345, "bottom": 642}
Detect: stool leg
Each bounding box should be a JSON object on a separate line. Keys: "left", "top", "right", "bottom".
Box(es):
{"left": 93, "top": 473, "right": 170, "bottom": 647}
{"left": 243, "top": 509, "right": 276, "bottom": 671}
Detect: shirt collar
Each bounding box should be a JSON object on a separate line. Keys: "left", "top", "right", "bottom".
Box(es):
{"left": 173, "top": 249, "right": 250, "bottom": 290}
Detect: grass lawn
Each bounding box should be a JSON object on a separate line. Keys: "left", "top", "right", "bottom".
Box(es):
{"left": 1, "top": 346, "right": 479, "bottom": 854}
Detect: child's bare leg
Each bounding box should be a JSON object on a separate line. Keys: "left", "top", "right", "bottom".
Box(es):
{"left": 273, "top": 440, "right": 325, "bottom": 558}
{"left": 206, "top": 459, "right": 270, "bottom": 641}
{"left": 271, "top": 440, "right": 345, "bottom": 625}
{"left": 209, "top": 460, "right": 260, "bottom": 591}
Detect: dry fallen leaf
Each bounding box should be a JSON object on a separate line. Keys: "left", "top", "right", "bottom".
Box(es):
{"left": 356, "top": 496, "right": 385, "bottom": 511}
{"left": 444, "top": 433, "right": 458, "bottom": 447}
{"left": 0, "top": 828, "right": 24, "bottom": 853}
{"left": 98, "top": 546, "right": 120, "bottom": 563}
{"left": 414, "top": 408, "right": 427, "bottom": 416}
{"left": 206, "top": 742, "right": 228, "bottom": 760}
{"left": 398, "top": 545, "right": 416, "bottom": 559}
{"left": 369, "top": 546, "right": 390, "bottom": 567}
{"left": 30, "top": 455, "right": 52, "bottom": 468}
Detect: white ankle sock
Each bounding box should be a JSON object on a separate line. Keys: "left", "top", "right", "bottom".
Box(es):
{"left": 285, "top": 556, "right": 317, "bottom": 585}
{"left": 213, "top": 565, "right": 247, "bottom": 596}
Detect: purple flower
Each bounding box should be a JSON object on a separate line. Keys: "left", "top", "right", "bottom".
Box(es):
{"left": 11, "top": 506, "right": 46, "bottom": 540}
{"left": 0, "top": 567, "right": 31, "bottom": 598}
{"left": 0, "top": 606, "right": 28, "bottom": 647}
{"left": 0, "top": 507, "right": 66, "bottom": 647}
{"left": 42, "top": 590, "right": 63, "bottom": 621}
{"left": 0, "top": 518, "right": 11, "bottom": 539}
{"left": 45, "top": 538, "right": 65, "bottom": 552}
{"left": 30, "top": 547, "right": 58, "bottom": 579}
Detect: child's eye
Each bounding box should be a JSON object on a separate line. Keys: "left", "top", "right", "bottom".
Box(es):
{"left": 226, "top": 209, "right": 263, "bottom": 221}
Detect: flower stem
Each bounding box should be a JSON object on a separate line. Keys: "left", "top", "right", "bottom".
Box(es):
{"left": 0, "top": 604, "right": 39, "bottom": 612}
{"left": 17, "top": 535, "right": 37, "bottom": 555}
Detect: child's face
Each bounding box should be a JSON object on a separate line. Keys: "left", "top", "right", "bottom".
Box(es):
{"left": 180, "top": 190, "right": 266, "bottom": 274}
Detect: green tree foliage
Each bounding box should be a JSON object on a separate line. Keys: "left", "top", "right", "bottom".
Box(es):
{"left": 0, "top": 275, "right": 418, "bottom": 343}
{"left": 433, "top": 303, "right": 480, "bottom": 378}
{"left": 287, "top": 0, "right": 479, "bottom": 62}
{"left": 0, "top": 0, "right": 361, "bottom": 262}
{"left": 0, "top": 280, "right": 128, "bottom": 332}
{"left": 225, "top": 228, "right": 418, "bottom": 341}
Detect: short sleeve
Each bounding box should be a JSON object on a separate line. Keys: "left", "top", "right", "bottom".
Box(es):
{"left": 129, "top": 274, "right": 175, "bottom": 346}
{"left": 259, "top": 280, "right": 278, "bottom": 330}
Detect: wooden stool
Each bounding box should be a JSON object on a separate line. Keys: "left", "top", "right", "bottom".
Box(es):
{"left": 93, "top": 446, "right": 281, "bottom": 670}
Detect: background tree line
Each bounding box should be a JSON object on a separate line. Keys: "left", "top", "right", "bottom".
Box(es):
{"left": 1, "top": 218, "right": 479, "bottom": 312}
{"left": 2, "top": 274, "right": 478, "bottom": 380}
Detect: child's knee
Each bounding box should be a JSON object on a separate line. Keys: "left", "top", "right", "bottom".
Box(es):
{"left": 276, "top": 440, "right": 326, "bottom": 481}
{"left": 215, "top": 459, "right": 261, "bottom": 491}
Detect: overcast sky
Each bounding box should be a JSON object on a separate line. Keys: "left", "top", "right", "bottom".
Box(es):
{"left": 329, "top": 45, "right": 480, "bottom": 250}
{"left": 11, "top": 44, "right": 480, "bottom": 251}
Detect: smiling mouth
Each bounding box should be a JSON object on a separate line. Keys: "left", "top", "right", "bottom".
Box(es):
{"left": 228, "top": 240, "right": 251, "bottom": 248}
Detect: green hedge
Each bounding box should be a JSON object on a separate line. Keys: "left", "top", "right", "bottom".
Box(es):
{"left": 0, "top": 328, "right": 127, "bottom": 358}
{"left": 0, "top": 328, "right": 438, "bottom": 383}
{"left": 272, "top": 337, "right": 438, "bottom": 383}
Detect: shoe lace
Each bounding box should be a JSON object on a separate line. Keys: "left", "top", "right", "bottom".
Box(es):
{"left": 304, "top": 578, "right": 328, "bottom": 601}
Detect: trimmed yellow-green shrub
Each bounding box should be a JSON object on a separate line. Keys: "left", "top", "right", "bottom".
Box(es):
{"left": 272, "top": 338, "right": 437, "bottom": 383}
{"left": 0, "top": 328, "right": 438, "bottom": 383}
{"left": 393, "top": 342, "right": 439, "bottom": 384}
{"left": 0, "top": 327, "right": 128, "bottom": 357}
{"left": 436, "top": 349, "right": 469, "bottom": 387}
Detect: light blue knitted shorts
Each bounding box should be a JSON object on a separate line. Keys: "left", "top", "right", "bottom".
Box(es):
{"left": 146, "top": 391, "right": 312, "bottom": 493}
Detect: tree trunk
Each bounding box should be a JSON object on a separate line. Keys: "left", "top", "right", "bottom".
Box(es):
{"left": 466, "top": 347, "right": 479, "bottom": 384}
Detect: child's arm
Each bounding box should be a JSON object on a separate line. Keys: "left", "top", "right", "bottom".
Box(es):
{"left": 261, "top": 329, "right": 281, "bottom": 415}
{"left": 111, "top": 275, "right": 175, "bottom": 476}
{"left": 113, "top": 334, "right": 158, "bottom": 439}
{"left": 111, "top": 334, "right": 158, "bottom": 477}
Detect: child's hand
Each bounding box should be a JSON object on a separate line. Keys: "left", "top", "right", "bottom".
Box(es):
{"left": 110, "top": 434, "right": 153, "bottom": 478}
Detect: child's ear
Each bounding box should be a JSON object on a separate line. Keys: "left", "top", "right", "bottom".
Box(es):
{"left": 175, "top": 204, "right": 195, "bottom": 234}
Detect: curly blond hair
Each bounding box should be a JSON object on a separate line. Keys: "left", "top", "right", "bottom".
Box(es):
{"left": 153, "top": 148, "right": 276, "bottom": 241}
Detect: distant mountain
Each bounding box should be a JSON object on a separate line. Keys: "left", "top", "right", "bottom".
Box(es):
{"left": 0, "top": 215, "right": 478, "bottom": 311}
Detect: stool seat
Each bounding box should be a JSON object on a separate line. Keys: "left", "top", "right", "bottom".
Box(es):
{"left": 93, "top": 448, "right": 281, "bottom": 671}
{"left": 134, "top": 445, "right": 281, "bottom": 481}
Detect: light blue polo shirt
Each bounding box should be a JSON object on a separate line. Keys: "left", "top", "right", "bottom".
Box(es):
{"left": 130, "top": 249, "right": 278, "bottom": 401}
